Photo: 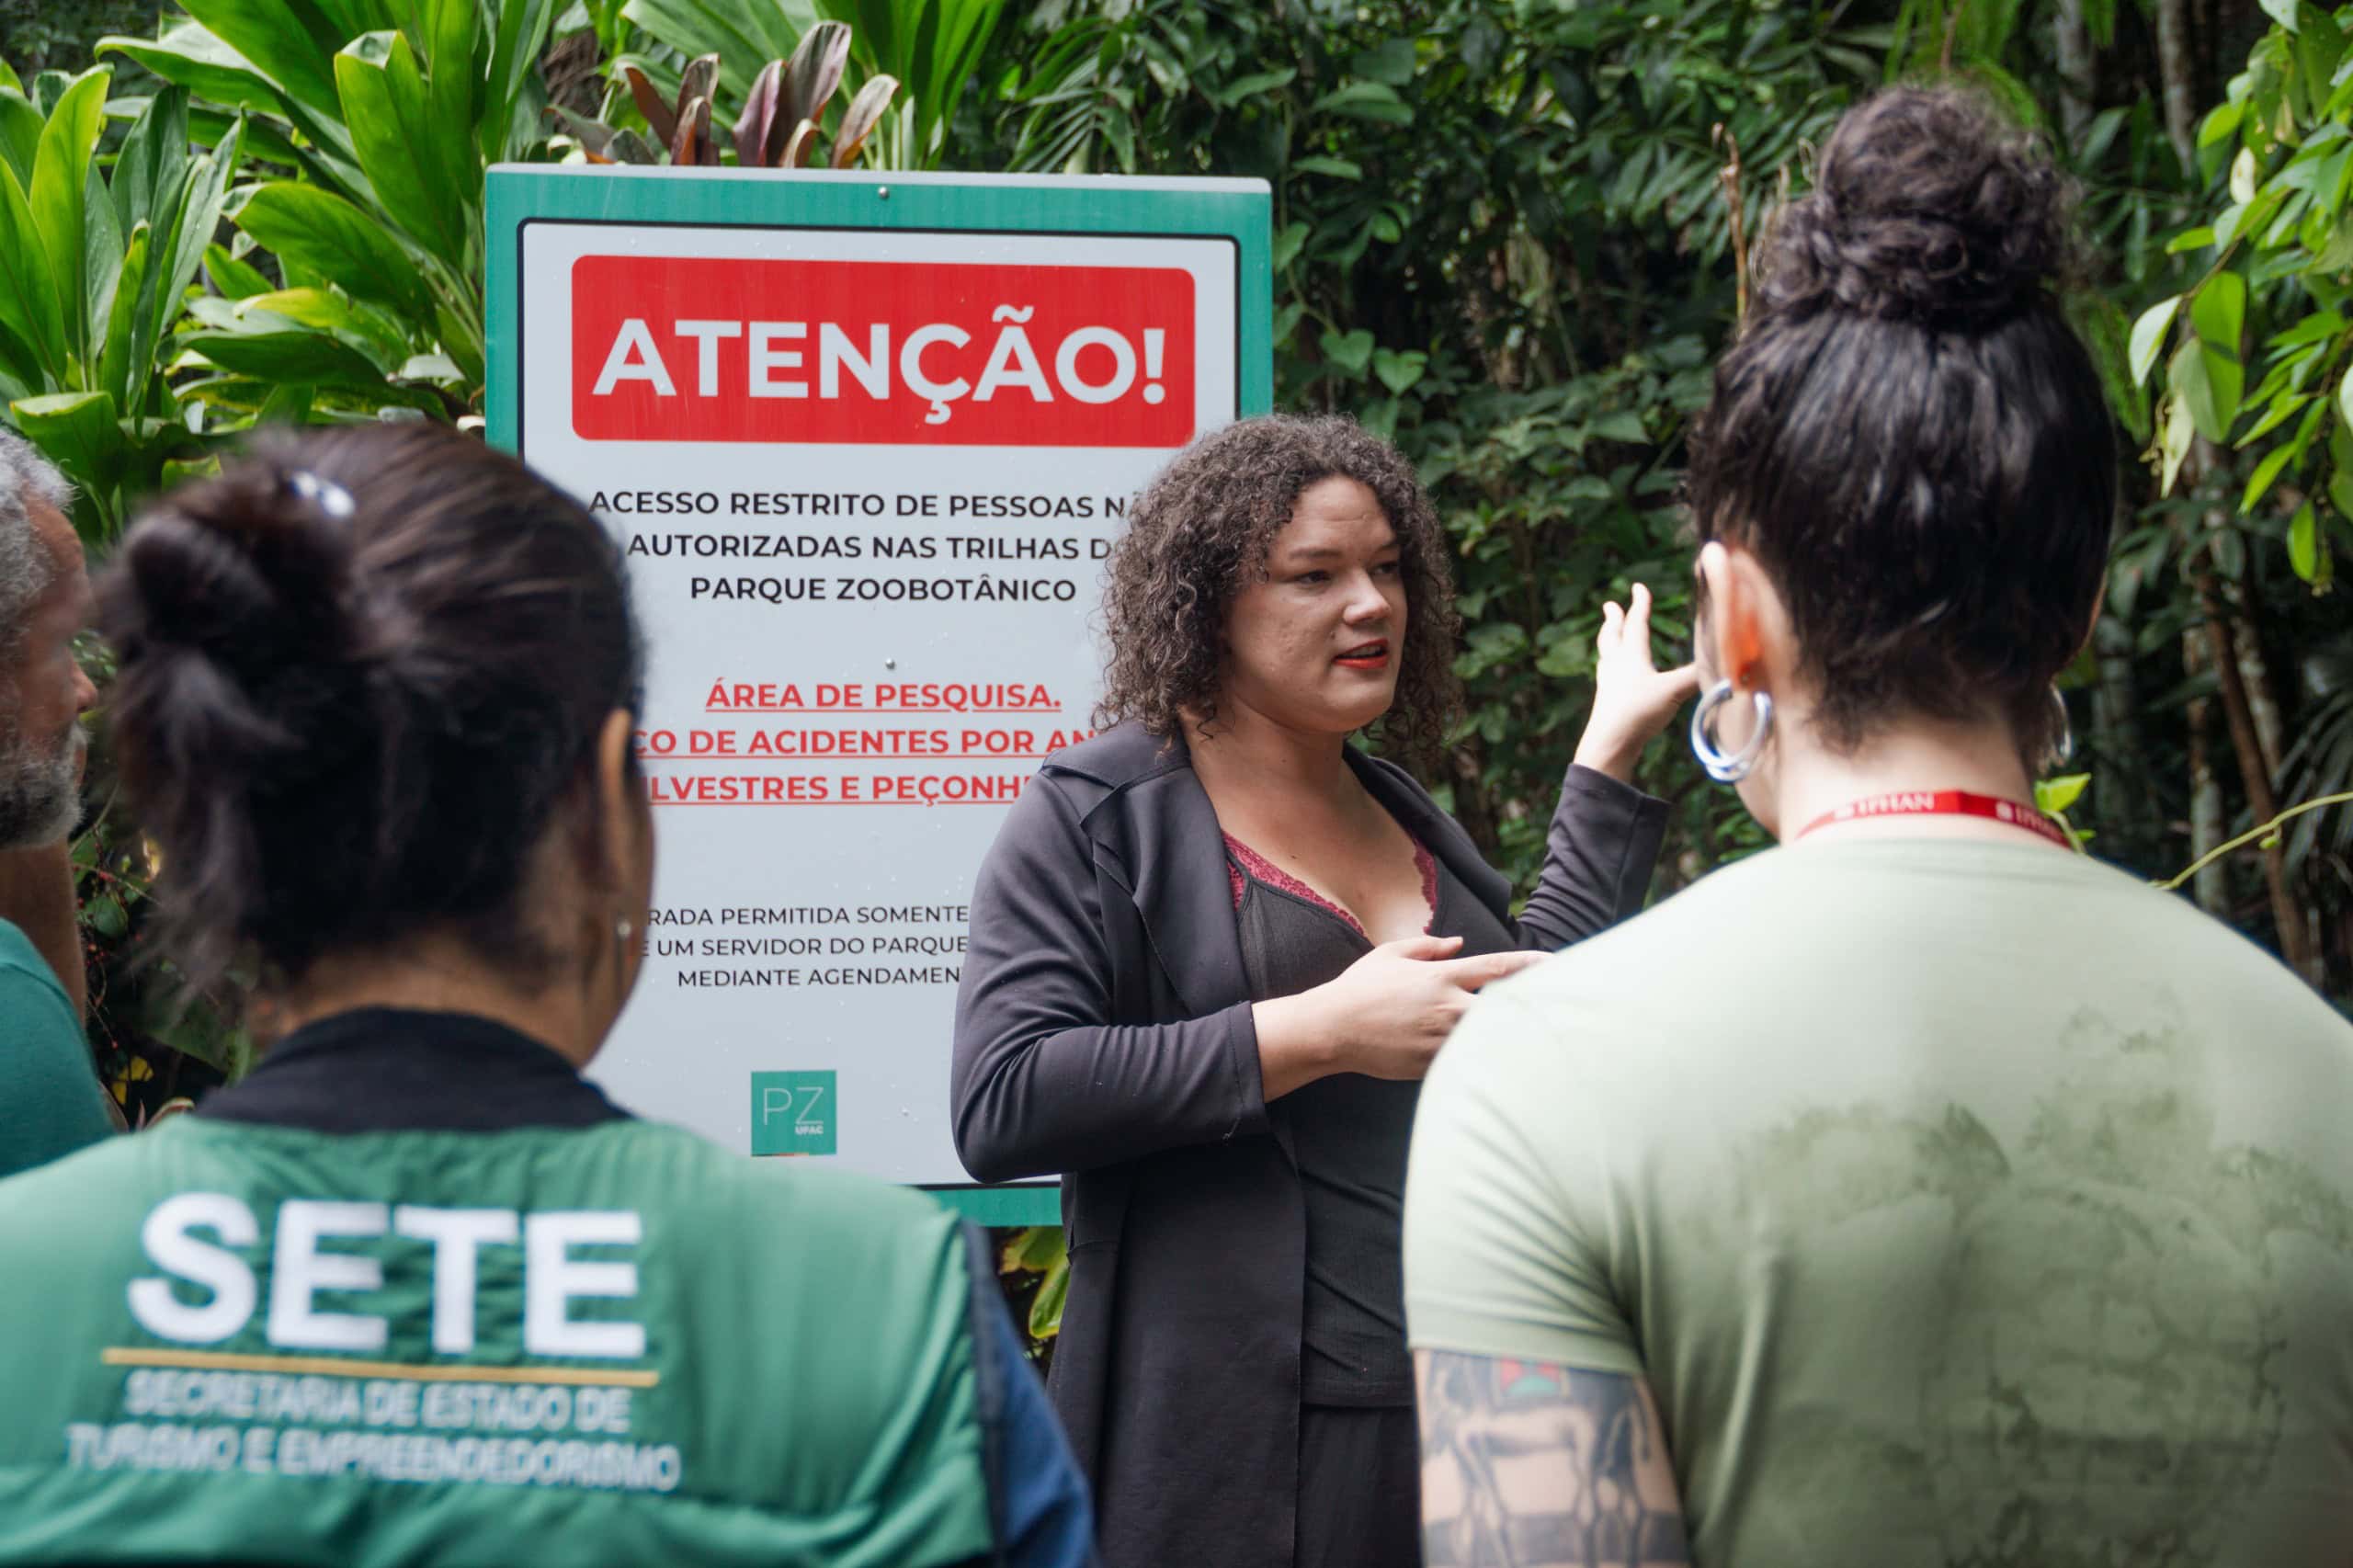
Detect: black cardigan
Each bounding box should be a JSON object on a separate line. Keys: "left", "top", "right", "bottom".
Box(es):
{"left": 950, "top": 722, "right": 1667, "bottom": 1568}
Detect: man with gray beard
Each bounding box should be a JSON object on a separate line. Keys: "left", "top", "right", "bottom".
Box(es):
{"left": 0, "top": 430, "right": 112, "bottom": 1177}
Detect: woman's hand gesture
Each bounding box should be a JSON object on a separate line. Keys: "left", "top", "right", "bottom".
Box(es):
{"left": 1572, "top": 583, "right": 1701, "bottom": 782}
{"left": 1254, "top": 936, "right": 1544, "bottom": 1099}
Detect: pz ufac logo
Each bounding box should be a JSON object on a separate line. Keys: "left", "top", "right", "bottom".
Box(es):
{"left": 570, "top": 256, "right": 1197, "bottom": 449}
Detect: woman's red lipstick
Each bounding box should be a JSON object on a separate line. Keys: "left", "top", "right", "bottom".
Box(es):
{"left": 1334, "top": 641, "right": 1390, "bottom": 670}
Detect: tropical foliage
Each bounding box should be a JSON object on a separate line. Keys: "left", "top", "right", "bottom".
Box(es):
{"left": 0, "top": 67, "right": 239, "bottom": 537}
{"left": 2131, "top": 3, "right": 2353, "bottom": 894}
{"left": 551, "top": 21, "right": 900, "bottom": 166}
{"left": 613, "top": 0, "right": 1006, "bottom": 168}
{"left": 98, "top": 0, "right": 566, "bottom": 422}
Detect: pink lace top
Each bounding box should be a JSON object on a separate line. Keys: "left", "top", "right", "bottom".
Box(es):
{"left": 1222, "top": 833, "right": 1441, "bottom": 939}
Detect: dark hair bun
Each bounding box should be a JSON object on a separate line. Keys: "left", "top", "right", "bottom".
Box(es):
{"left": 100, "top": 424, "right": 642, "bottom": 993}
{"left": 108, "top": 438, "right": 376, "bottom": 787}
{"left": 1757, "top": 87, "right": 2072, "bottom": 326}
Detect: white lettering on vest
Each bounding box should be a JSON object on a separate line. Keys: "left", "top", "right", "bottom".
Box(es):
{"left": 267, "top": 1200, "right": 390, "bottom": 1352}
{"left": 392, "top": 1206, "right": 521, "bottom": 1354}
{"left": 524, "top": 1211, "right": 645, "bottom": 1359}
{"left": 123, "top": 1196, "right": 647, "bottom": 1362}
{"left": 128, "top": 1192, "right": 258, "bottom": 1344}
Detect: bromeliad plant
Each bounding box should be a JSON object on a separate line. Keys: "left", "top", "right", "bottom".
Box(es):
{"left": 615, "top": 0, "right": 1003, "bottom": 170}
{"left": 551, "top": 24, "right": 897, "bottom": 169}
{"left": 0, "top": 66, "right": 240, "bottom": 540}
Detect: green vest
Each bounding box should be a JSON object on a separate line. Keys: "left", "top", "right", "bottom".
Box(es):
{"left": 0, "top": 1116, "right": 997, "bottom": 1566}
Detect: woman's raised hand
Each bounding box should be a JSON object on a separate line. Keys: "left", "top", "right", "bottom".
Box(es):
{"left": 1571, "top": 582, "right": 1702, "bottom": 782}
{"left": 1254, "top": 936, "right": 1545, "bottom": 1099}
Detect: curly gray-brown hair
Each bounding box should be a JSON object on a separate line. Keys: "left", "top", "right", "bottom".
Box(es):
{"left": 0, "top": 428, "right": 71, "bottom": 667}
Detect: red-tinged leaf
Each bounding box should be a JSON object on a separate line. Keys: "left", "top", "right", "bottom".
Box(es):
{"left": 780, "top": 21, "right": 851, "bottom": 135}
{"left": 623, "top": 63, "right": 676, "bottom": 146}
{"left": 734, "top": 58, "right": 782, "bottom": 168}
{"left": 676, "top": 53, "right": 718, "bottom": 123}
{"left": 831, "top": 74, "right": 897, "bottom": 169}
{"left": 671, "top": 96, "right": 710, "bottom": 167}
{"left": 783, "top": 118, "right": 819, "bottom": 169}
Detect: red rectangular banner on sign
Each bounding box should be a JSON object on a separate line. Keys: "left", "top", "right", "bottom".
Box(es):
{"left": 569, "top": 255, "right": 1197, "bottom": 448}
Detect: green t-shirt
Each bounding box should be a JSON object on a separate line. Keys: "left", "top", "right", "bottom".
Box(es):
{"left": 0, "top": 915, "right": 111, "bottom": 1180}
{"left": 1405, "top": 838, "right": 2353, "bottom": 1567}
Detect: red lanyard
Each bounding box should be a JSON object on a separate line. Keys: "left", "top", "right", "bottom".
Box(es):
{"left": 1795, "top": 790, "right": 2071, "bottom": 848}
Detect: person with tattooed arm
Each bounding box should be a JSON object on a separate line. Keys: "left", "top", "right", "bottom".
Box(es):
{"left": 1404, "top": 87, "right": 2353, "bottom": 1568}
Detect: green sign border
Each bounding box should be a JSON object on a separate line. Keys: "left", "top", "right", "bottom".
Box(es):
{"left": 483, "top": 165, "right": 1273, "bottom": 1227}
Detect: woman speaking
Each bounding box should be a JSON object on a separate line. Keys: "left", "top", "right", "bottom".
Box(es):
{"left": 951, "top": 415, "right": 1693, "bottom": 1568}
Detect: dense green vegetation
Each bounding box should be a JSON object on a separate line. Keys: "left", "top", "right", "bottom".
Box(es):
{"left": 5, "top": 6, "right": 2347, "bottom": 1305}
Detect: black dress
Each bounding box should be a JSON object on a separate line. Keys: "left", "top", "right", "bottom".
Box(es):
{"left": 1226, "top": 834, "right": 1516, "bottom": 1568}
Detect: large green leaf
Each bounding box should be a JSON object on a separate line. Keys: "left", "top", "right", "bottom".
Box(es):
{"left": 420, "top": 0, "right": 477, "bottom": 148}
{"left": 176, "top": 0, "right": 352, "bottom": 122}
{"left": 0, "top": 160, "right": 63, "bottom": 385}
{"left": 95, "top": 222, "right": 151, "bottom": 411}
{"left": 0, "top": 91, "right": 40, "bottom": 189}
{"left": 100, "top": 23, "right": 289, "bottom": 121}
{"left": 142, "top": 118, "right": 247, "bottom": 417}
{"left": 186, "top": 106, "right": 310, "bottom": 174}
{"left": 28, "top": 67, "right": 110, "bottom": 369}
{"left": 813, "top": 0, "right": 1009, "bottom": 164}
{"left": 181, "top": 324, "right": 397, "bottom": 386}
{"left": 235, "top": 287, "right": 407, "bottom": 372}
{"left": 313, "top": 0, "right": 399, "bottom": 40}
{"left": 623, "top": 0, "right": 812, "bottom": 104}
{"left": 8, "top": 390, "right": 122, "bottom": 494}
{"left": 127, "top": 11, "right": 368, "bottom": 202}
{"left": 2129, "top": 295, "right": 2180, "bottom": 383}
{"left": 202, "top": 242, "right": 273, "bottom": 300}
{"left": 2172, "top": 337, "right": 2243, "bottom": 443}
{"left": 335, "top": 32, "right": 470, "bottom": 270}
{"left": 82, "top": 164, "right": 124, "bottom": 359}
{"left": 110, "top": 87, "right": 191, "bottom": 240}
{"left": 480, "top": 0, "right": 559, "bottom": 163}
{"left": 1027, "top": 1249, "right": 1068, "bottom": 1340}
{"left": 2190, "top": 270, "right": 2248, "bottom": 354}
{"left": 432, "top": 300, "right": 483, "bottom": 390}
{"left": 233, "top": 180, "right": 434, "bottom": 321}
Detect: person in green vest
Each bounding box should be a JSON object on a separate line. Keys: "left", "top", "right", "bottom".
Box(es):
{"left": 0, "top": 424, "right": 1094, "bottom": 1568}
{"left": 0, "top": 429, "right": 114, "bottom": 1178}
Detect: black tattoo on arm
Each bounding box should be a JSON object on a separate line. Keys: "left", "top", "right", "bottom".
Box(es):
{"left": 1416, "top": 1349, "right": 1690, "bottom": 1568}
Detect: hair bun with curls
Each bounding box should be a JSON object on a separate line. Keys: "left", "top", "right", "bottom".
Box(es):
{"left": 100, "top": 423, "right": 642, "bottom": 994}
{"left": 1756, "top": 87, "right": 2074, "bottom": 327}
{"left": 107, "top": 445, "right": 372, "bottom": 790}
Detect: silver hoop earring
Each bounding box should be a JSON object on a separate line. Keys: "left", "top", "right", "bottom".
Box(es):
{"left": 1690, "top": 678, "right": 1774, "bottom": 784}
{"left": 2044, "top": 685, "right": 2075, "bottom": 770}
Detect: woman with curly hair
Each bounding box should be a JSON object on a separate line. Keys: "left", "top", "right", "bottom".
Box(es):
{"left": 952, "top": 415, "right": 1693, "bottom": 1568}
